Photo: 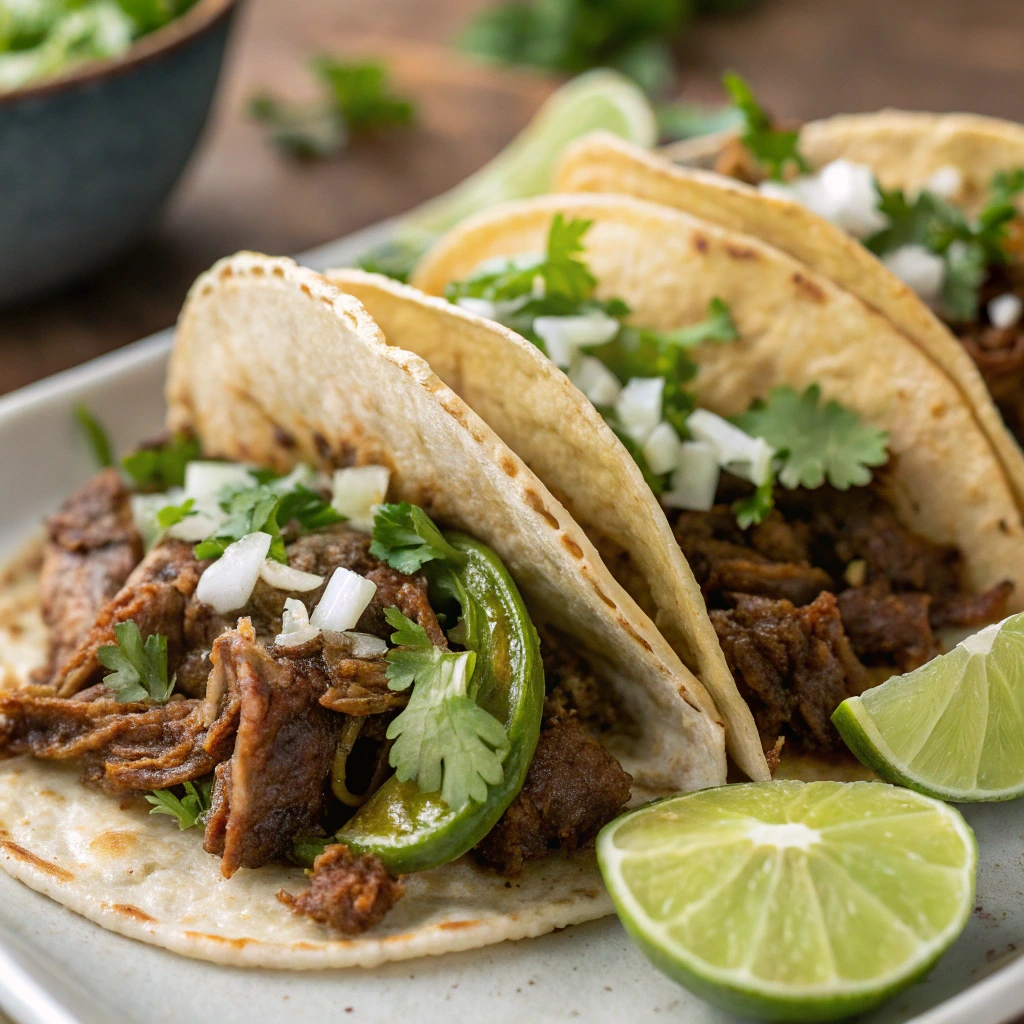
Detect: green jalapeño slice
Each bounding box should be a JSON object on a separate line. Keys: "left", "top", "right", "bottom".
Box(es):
{"left": 335, "top": 531, "right": 544, "bottom": 874}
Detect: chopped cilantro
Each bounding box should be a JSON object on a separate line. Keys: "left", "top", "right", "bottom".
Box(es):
{"left": 156, "top": 498, "right": 196, "bottom": 530}
{"left": 145, "top": 779, "right": 212, "bottom": 831}
{"left": 989, "top": 169, "right": 1024, "bottom": 208}
{"left": 733, "top": 479, "right": 775, "bottom": 529}
{"left": 369, "top": 503, "right": 466, "bottom": 574}
{"left": 735, "top": 385, "right": 889, "bottom": 491}
{"left": 251, "top": 58, "right": 414, "bottom": 160}
{"left": 98, "top": 621, "right": 175, "bottom": 703}
{"left": 73, "top": 405, "right": 113, "bottom": 469}
{"left": 383, "top": 608, "right": 508, "bottom": 812}
{"left": 357, "top": 238, "right": 422, "bottom": 284}
{"left": 276, "top": 484, "right": 345, "bottom": 532}
{"left": 723, "top": 72, "right": 807, "bottom": 181}
{"left": 659, "top": 297, "right": 739, "bottom": 347}
{"left": 121, "top": 433, "right": 201, "bottom": 490}
{"left": 942, "top": 240, "right": 988, "bottom": 323}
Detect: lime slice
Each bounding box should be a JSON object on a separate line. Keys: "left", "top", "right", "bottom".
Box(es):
{"left": 598, "top": 781, "right": 976, "bottom": 1021}
{"left": 833, "top": 613, "right": 1024, "bottom": 801}
{"left": 402, "top": 69, "right": 656, "bottom": 241}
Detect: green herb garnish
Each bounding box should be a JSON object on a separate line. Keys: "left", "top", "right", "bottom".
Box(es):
{"left": 251, "top": 57, "right": 414, "bottom": 160}
{"left": 156, "top": 498, "right": 196, "bottom": 530}
{"left": 121, "top": 432, "right": 201, "bottom": 490}
{"left": 145, "top": 779, "right": 212, "bottom": 831}
{"left": 723, "top": 72, "right": 807, "bottom": 181}
{"left": 659, "top": 297, "right": 739, "bottom": 347}
{"left": 369, "top": 503, "right": 466, "bottom": 574}
{"left": 73, "top": 405, "right": 113, "bottom": 468}
{"left": 735, "top": 385, "right": 889, "bottom": 490}
{"left": 383, "top": 608, "right": 508, "bottom": 812}
{"left": 98, "top": 620, "right": 175, "bottom": 703}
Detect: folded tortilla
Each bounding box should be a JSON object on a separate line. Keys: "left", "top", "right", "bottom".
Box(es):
{"left": 0, "top": 252, "right": 726, "bottom": 967}
{"left": 553, "top": 128, "right": 1024, "bottom": 513}
{"left": 409, "top": 193, "right": 1024, "bottom": 685}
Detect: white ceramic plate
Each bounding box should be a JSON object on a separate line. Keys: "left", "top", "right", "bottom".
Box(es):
{"left": 0, "top": 226, "right": 1021, "bottom": 1024}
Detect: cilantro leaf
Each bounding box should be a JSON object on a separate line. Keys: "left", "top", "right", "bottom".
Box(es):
{"left": 733, "top": 479, "right": 775, "bottom": 529}
{"left": 195, "top": 485, "right": 284, "bottom": 562}
{"left": 735, "top": 385, "right": 889, "bottom": 491}
{"left": 723, "top": 72, "right": 807, "bottom": 180}
{"left": 369, "top": 503, "right": 466, "bottom": 574}
{"left": 989, "top": 169, "right": 1024, "bottom": 208}
{"left": 121, "top": 432, "right": 201, "bottom": 490}
{"left": 657, "top": 297, "right": 738, "bottom": 348}
{"left": 156, "top": 498, "right": 195, "bottom": 530}
{"left": 145, "top": 779, "right": 212, "bottom": 830}
{"left": 942, "top": 239, "right": 988, "bottom": 323}
{"left": 383, "top": 607, "right": 508, "bottom": 812}
{"left": 74, "top": 405, "right": 114, "bottom": 469}
{"left": 276, "top": 484, "right": 345, "bottom": 532}
{"left": 251, "top": 57, "right": 414, "bottom": 160}
{"left": 98, "top": 620, "right": 175, "bottom": 703}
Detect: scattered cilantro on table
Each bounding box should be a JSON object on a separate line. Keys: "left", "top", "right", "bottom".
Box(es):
{"left": 383, "top": 608, "right": 509, "bottom": 812}
{"left": 250, "top": 57, "right": 415, "bottom": 160}
{"left": 98, "top": 620, "right": 176, "bottom": 703}
{"left": 145, "top": 779, "right": 212, "bottom": 830}
{"left": 723, "top": 71, "right": 807, "bottom": 180}
{"left": 369, "top": 502, "right": 466, "bottom": 574}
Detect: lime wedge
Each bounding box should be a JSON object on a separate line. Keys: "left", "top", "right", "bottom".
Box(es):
{"left": 402, "top": 69, "right": 656, "bottom": 241}
{"left": 833, "top": 613, "right": 1024, "bottom": 801}
{"left": 598, "top": 781, "right": 976, "bottom": 1021}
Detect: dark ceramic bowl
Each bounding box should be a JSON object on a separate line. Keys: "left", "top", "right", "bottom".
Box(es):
{"left": 0, "top": 0, "right": 239, "bottom": 307}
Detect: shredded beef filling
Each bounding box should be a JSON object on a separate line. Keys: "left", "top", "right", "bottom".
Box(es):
{"left": 278, "top": 843, "right": 404, "bottom": 934}
{"left": 673, "top": 480, "right": 1011, "bottom": 753}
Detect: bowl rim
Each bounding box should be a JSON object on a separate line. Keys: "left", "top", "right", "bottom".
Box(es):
{"left": 0, "top": 0, "right": 240, "bottom": 107}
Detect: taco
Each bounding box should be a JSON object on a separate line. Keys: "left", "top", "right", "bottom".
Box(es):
{"left": 555, "top": 100, "right": 1024, "bottom": 487}
{"left": 408, "top": 191, "right": 1022, "bottom": 774}
{"left": 0, "top": 252, "right": 727, "bottom": 968}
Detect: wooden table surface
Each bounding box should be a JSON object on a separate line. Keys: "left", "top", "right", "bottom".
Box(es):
{"left": 1, "top": 0, "right": 1023, "bottom": 396}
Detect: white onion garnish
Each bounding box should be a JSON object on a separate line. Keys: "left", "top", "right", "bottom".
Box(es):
{"left": 882, "top": 244, "right": 946, "bottom": 304}
{"left": 275, "top": 597, "right": 320, "bottom": 647}
{"left": 989, "top": 293, "right": 1023, "bottom": 330}
{"left": 533, "top": 312, "right": 620, "bottom": 368}
{"left": 642, "top": 420, "right": 682, "bottom": 475}
{"left": 615, "top": 377, "right": 664, "bottom": 444}
{"left": 687, "top": 409, "right": 775, "bottom": 486}
{"left": 259, "top": 559, "right": 324, "bottom": 592}
{"left": 326, "top": 631, "right": 389, "bottom": 659}
{"left": 456, "top": 297, "right": 499, "bottom": 319}
{"left": 331, "top": 466, "right": 390, "bottom": 531}
{"left": 662, "top": 441, "right": 721, "bottom": 511}
{"left": 924, "top": 165, "right": 963, "bottom": 200}
{"left": 570, "top": 355, "right": 622, "bottom": 407}
{"left": 130, "top": 491, "right": 179, "bottom": 550}
{"left": 268, "top": 463, "right": 327, "bottom": 495}
{"left": 183, "top": 461, "right": 256, "bottom": 502}
{"left": 196, "top": 532, "right": 272, "bottom": 614}
{"left": 310, "top": 567, "right": 377, "bottom": 633}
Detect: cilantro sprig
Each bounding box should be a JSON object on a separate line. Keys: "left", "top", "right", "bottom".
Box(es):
{"left": 370, "top": 503, "right": 466, "bottom": 574}
{"left": 735, "top": 385, "right": 889, "bottom": 491}
{"left": 383, "top": 608, "right": 508, "bottom": 812}
{"left": 145, "top": 779, "right": 212, "bottom": 830}
{"left": 98, "top": 621, "right": 175, "bottom": 703}
{"left": 723, "top": 72, "right": 807, "bottom": 181}
{"left": 74, "top": 405, "right": 114, "bottom": 469}
{"left": 122, "top": 433, "right": 201, "bottom": 490}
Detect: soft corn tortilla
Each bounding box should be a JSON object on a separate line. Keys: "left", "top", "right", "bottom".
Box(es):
{"left": 0, "top": 252, "right": 727, "bottom": 967}
{"left": 325, "top": 268, "right": 768, "bottom": 784}
{"left": 554, "top": 131, "right": 1024, "bottom": 515}
{"left": 410, "top": 191, "right": 1024, "bottom": 697}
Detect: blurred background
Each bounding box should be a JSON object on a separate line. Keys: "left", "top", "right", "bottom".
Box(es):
{"left": 1, "top": 0, "right": 1022, "bottom": 397}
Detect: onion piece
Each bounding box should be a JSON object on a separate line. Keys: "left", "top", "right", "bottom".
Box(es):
{"left": 196, "top": 532, "right": 272, "bottom": 614}
{"left": 268, "top": 463, "right": 327, "bottom": 495}
{"left": 183, "top": 461, "right": 256, "bottom": 503}
{"left": 570, "top": 356, "right": 622, "bottom": 407}
{"left": 642, "top": 420, "right": 681, "bottom": 475}
{"left": 281, "top": 597, "right": 310, "bottom": 632}
{"left": 130, "top": 491, "right": 179, "bottom": 550}
{"left": 925, "top": 165, "right": 963, "bottom": 200}
{"left": 687, "top": 409, "right": 775, "bottom": 486}
{"left": 259, "top": 559, "right": 324, "bottom": 592}
{"left": 989, "top": 293, "right": 1023, "bottom": 330}
{"left": 322, "top": 631, "right": 389, "bottom": 659}
{"left": 882, "top": 244, "right": 946, "bottom": 304}
{"left": 331, "top": 466, "right": 391, "bottom": 531}
{"left": 310, "top": 567, "right": 377, "bottom": 633}
{"left": 275, "top": 625, "right": 322, "bottom": 649}
{"left": 662, "top": 441, "right": 721, "bottom": 511}
{"left": 615, "top": 377, "right": 664, "bottom": 444}
{"left": 456, "top": 297, "right": 498, "bottom": 319}
{"left": 533, "top": 312, "right": 620, "bottom": 368}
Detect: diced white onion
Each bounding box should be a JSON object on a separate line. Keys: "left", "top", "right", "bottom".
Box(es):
{"left": 570, "top": 356, "right": 622, "bottom": 407}
{"left": 331, "top": 466, "right": 390, "bottom": 531}
{"left": 130, "top": 491, "right": 179, "bottom": 550}
{"left": 687, "top": 409, "right": 775, "bottom": 486}
{"left": 166, "top": 504, "right": 222, "bottom": 542}
{"left": 281, "top": 597, "right": 310, "bottom": 632}
{"left": 323, "top": 631, "right": 389, "bottom": 659}
{"left": 662, "top": 441, "right": 721, "bottom": 510}
{"left": 259, "top": 559, "right": 324, "bottom": 592}
{"left": 268, "top": 463, "right": 327, "bottom": 495}
{"left": 196, "top": 532, "right": 272, "bottom": 614}
{"left": 989, "top": 292, "right": 1023, "bottom": 330}
{"left": 757, "top": 180, "right": 797, "bottom": 203}
{"left": 456, "top": 297, "right": 499, "bottom": 319}
{"left": 882, "top": 244, "right": 946, "bottom": 304}
{"left": 615, "top": 377, "right": 664, "bottom": 444}
{"left": 642, "top": 420, "right": 682, "bottom": 475}
{"left": 275, "top": 625, "right": 321, "bottom": 649}
{"left": 310, "top": 567, "right": 377, "bottom": 633}
{"left": 183, "top": 461, "right": 256, "bottom": 502}
{"left": 924, "top": 165, "right": 963, "bottom": 200}
{"left": 533, "top": 312, "right": 620, "bottom": 368}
